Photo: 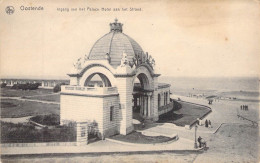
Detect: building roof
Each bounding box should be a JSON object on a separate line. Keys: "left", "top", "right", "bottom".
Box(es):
{"left": 87, "top": 19, "right": 144, "bottom": 67}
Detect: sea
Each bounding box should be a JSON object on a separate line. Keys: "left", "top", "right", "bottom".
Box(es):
{"left": 160, "top": 76, "right": 260, "bottom": 102}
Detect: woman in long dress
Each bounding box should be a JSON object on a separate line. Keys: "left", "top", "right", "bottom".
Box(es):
{"left": 208, "top": 120, "right": 212, "bottom": 128}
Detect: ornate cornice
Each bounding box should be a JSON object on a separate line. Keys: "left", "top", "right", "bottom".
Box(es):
{"left": 67, "top": 74, "right": 80, "bottom": 77}
{"left": 114, "top": 73, "right": 136, "bottom": 78}
{"left": 68, "top": 62, "right": 160, "bottom": 78}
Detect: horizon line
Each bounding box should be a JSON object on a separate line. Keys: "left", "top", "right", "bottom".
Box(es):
{"left": 0, "top": 75, "right": 258, "bottom": 80}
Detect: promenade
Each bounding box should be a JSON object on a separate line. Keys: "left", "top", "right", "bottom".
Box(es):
{"left": 1, "top": 137, "right": 199, "bottom": 156}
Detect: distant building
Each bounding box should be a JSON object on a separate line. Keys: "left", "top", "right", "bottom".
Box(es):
{"left": 0, "top": 78, "right": 69, "bottom": 89}
{"left": 58, "top": 19, "right": 172, "bottom": 137}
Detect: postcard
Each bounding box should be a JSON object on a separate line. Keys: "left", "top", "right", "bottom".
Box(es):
{"left": 0, "top": 0, "right": 259, "bottom": 162}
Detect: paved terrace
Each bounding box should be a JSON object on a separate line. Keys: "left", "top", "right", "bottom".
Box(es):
{"left": 158, "top": 100, "right": 212, "bottom": 127}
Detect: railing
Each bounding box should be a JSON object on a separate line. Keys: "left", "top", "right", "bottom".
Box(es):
{"left": 61, "top": 86, "right": 118, "bottom": 95}
{"left": 237, "top": 108, "right": 258, "bottom": 126}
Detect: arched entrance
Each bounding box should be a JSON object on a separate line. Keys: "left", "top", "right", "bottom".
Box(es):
{"left": 132, "top": 72, "right": 153, "bottom": 121}
{"left": 84, "top": 73, "right": 112, "bottom": 87}
{"left": 78, "top": 65, "right": 116, "bottom": 87}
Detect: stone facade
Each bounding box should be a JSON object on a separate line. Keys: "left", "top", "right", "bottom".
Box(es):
{"left": 60, "top": 19, "right": 172, "bottom": 140}
{"left": 60, "top": 86, "right": 119, "bottom": 137}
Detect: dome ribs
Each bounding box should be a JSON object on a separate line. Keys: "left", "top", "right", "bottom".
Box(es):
{"left": 88, "top": 32, "right": 114, "bottom": 60}
{"left": 87, "top": 21, "right": 145, "bottom": 67}
{"left": 109, "top": 33, "right": 136, "bottom": 66}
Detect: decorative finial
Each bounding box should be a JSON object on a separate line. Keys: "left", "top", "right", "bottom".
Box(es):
{"left": 110, "top": 18, "right": 123, "bottom": 32}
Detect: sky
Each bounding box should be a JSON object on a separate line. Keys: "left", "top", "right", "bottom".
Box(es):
{"left": 0, "top": 0, "right": 259, "bottom": 79}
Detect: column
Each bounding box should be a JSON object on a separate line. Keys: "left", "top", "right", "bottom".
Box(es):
{"left": 153, "top": 77, "right": 159, "bottom": 121}
{"left": 164, "top": 92, "right": 166, "bottom": 105}
{"left": 141, "top": 96, "right": 144, "bottom": 115}
{"left": 134, "top": 96, "right": 137, "bottom": 108}
{"left": 140, "top": 96, "right": 142, "bottom": 115}
{"left": 148, "top": 94, "right": 151, "bottom": 117}
{"left": 144, "top": 96, "right": 147, "bottom": 117}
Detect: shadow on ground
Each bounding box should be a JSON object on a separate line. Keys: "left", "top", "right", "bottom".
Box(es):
{"left": 158, "top": 100, "right": 211, "bottom": 127}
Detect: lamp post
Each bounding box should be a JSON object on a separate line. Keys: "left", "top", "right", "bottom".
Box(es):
{"left": 194, "top": 124, "right": 198, "bottom": 149}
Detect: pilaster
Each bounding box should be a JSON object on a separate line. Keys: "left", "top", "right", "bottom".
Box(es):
{"left": 116, "top": 76, "right": 134, "bottom": 135}
{"left": 153, "top": 76, "right": 159, "bottom": 121}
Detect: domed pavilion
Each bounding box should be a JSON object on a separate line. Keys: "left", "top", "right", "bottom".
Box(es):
{"left": 60, "top": 19, "right": 172, "bottom": 139}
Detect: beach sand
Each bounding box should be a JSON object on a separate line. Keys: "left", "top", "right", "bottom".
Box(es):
{"left": 171, "top": 95, "right": 259, "bottom": 163}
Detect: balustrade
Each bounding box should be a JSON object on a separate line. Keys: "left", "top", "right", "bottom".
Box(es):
{"left": 61, "top": 86, "right": 118, "bottom": 95}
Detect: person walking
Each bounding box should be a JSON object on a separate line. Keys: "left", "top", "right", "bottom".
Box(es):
{"left": 240, "top": 105, "right": 242, "bottom": 110}
{"left": 205, "top": 119, "right": 208, "bottom": 128}
{"left": 198, "top": 136, "right": 202, "bottom": 148}
{"left": 208, "top": 120, "right": 212, "bottom": 128}
{"left": 199, "top": 118, "right": 203, "bottom": 126}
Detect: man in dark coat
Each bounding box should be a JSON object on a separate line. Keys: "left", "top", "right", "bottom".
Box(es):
{"left": 205, "top": 119, "right": 208, "bottom": 128}
{"left": 198, "top": 136, "right": 202, "bottom": 148}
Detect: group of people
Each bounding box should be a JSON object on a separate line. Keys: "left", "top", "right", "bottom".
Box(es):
{"left": 197, "top": 118, "right": 212, "bottom": 128}
{"left": 205, "top": 119, "right": 212, "bottom": 128}
{"left": 240, "top": 105, "right": 249, "bottom": 111}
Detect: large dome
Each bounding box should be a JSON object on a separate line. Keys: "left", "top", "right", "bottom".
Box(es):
{"left": 88, "top": 19, "right": 144, "bottom": 67}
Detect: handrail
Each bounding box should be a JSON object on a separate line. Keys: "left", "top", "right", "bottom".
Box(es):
{"left": 237, "top": 108, "right": 258, "bottom": 126}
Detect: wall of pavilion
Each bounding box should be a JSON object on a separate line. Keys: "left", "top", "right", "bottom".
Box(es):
{"left": 59, "top": 19, "right": 172, "bottom": 138}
